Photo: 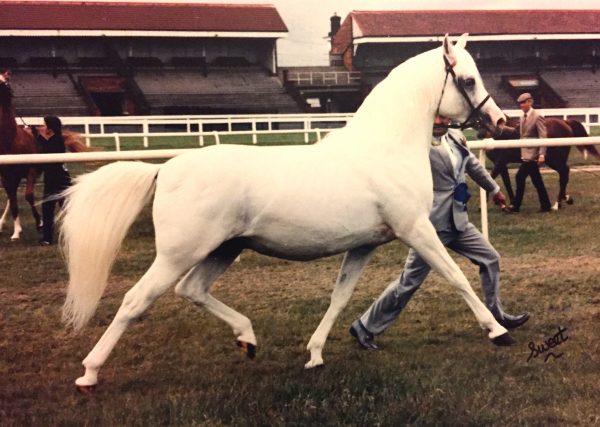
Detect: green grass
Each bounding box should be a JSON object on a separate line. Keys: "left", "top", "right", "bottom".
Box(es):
{"left": 87, "top": 132, "right": 325, "bottom": 151}
{"left": 1, "top": 141, "right": 599, "bottom": 425}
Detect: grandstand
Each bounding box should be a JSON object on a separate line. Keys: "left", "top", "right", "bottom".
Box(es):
{"left": 325, "top": 10, "right": 600, "bottom": 111}
{"left": 0, "top": 1, "right": 304, "bottom": 116}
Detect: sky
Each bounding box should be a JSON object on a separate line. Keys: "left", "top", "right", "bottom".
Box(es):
{"left": 27, "top": 0, "right": 600, "bottom": 66}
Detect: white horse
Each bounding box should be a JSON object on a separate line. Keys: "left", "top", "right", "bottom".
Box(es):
{"left": 61, "top": 34, "right": 510, "bottom": 391}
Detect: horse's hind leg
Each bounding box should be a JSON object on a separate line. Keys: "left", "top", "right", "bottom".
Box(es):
{"left": 305, "top": 245, "right": 376, "bottom": 369}
{"left": 75, "top": 255, "right": 192, "bottom": 389}
{"left": 0, "top": 201, "right": 9, "bottom": 233}
{"left": 551, "top": 164, "right": 570, "bottom": 210}
{"left": 174, "top": 242, "right": 256, "bottom": 356}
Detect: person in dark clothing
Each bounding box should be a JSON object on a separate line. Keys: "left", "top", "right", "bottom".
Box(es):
{"left": 32, "top": 115, "right": 71, "bottom": 245}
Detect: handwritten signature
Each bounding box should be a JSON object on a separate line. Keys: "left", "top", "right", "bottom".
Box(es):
{"left": 527, "top": 326, "right": 569, "bottom": 363}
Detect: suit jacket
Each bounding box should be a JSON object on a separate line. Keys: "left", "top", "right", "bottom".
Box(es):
{"left": 430, "top": 130, "right": 500, "bottom": 232}
{"left": 519, "top": 107, "right": 547, "bottom": 160}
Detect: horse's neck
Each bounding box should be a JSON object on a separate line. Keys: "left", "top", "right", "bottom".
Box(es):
{"left": 342, "top": 52, "right": 439, "bottom": 158}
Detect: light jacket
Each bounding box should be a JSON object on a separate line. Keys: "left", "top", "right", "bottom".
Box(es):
{"left": 430, "top": 130, "right": 499, "bottom": 232}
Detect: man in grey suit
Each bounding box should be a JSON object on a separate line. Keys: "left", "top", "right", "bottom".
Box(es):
{"left": 350, "top": 115, "right": 529, "bottom": 350}
{"left": 510, "top": 92, "right": 552, "bottom": 213}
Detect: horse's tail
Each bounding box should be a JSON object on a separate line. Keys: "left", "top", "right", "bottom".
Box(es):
{"left": 60, "top": 161, "right": 161, "bottom": 332}
{"left": 566, "top": 119, "right": 600, "bottom": 159}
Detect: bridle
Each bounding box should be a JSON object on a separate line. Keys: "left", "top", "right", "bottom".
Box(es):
{"left": 436, "top": 55, "right": 494, "bottom": 132}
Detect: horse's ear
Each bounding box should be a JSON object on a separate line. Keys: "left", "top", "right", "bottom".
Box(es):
{"left": 456, "top": 33, "right": 469, "bottom": 49}
{"left": 442, "top": 34, "right": 457, "bottom": 67}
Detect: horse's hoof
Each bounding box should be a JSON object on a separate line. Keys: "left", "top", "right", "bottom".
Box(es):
{"left": 76, "top": 384, "right": 97, "bottom": 394}
{"left": 304, "top": 359, "right": 324, "bottom": 369}
{"left": 10, "top": 237, "right": 19, "bottom": 242}
{"left": 491, "top": 332, "right": 516, "bottom": 346}
{"left": 565, "top": 195, "right": 574, "bottom": 205}
{"left": 236, "top": 340, "right": 256, "bottom": 359}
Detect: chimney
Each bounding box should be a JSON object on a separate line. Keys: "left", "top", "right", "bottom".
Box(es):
{"left": 328, "top": 13, "right": 341, "bottom": 38}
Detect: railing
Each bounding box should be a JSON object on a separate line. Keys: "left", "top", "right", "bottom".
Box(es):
{"left": 285, "top": 71, "right": 362, "bottom": 86}
{"left": 21, "top": 113, "right": 355, "bottom": 147}
{"left": 20, "top": 107, "right": 600, "bottom": 147}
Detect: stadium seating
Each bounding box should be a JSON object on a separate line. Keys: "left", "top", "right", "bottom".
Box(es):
{"left": 10, "top": 72, "right": 89, "bottom": 116}
{"left": 541, "top": 70, "right": 600, "bottom": 108}
{"left": 135, "top": 67, "right": 301, "bottom": 114}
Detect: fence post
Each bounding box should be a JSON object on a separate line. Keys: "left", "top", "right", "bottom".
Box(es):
{"left": 84, "top": 122, "right": 91, "bottom": 147}
{"left": 198, "top": 120, "right": 204, "bottom": 146}
{"left": 252, "top": 120, "right": 257, "bottom": 144}
{"left": 114, "top": 133, "right": 121, "bottom": 152}
{"left": 214, "top": 131, "right": 220, "bottom": 145}
{"left": 142, "top": 121, "right": 149, "bottom": 148}
{"left": 304, "top": 119, "right": 309, "bottom": 143}
{"left": 479, "top": 148, "right": 489, "bottom": 241}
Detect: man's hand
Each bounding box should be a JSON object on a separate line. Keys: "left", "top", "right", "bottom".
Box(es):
{"left": 537, "top": 154, "right": 545, "bottom": 165}
{"left": 493, "top": 191, "right": 507, "bottom": 208}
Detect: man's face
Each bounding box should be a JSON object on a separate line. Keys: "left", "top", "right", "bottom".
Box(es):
{"left": 1, "top": 71, "right": 11, "bottom": 81}
{"left": 518, "top": 98, "right": 532, "bottom": 113}
{"left": 433, "top": 115, "right": 450, "bottom": 137}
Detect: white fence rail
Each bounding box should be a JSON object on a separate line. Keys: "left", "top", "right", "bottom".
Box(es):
{"left": 20, "top": 113, "right": 355, "bottom": 147}
{"left": 17, "top": 108, "right": 600, "bottom": 148}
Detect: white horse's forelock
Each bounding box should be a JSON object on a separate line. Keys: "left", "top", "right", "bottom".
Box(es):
{"left": 61, "top": 35, "right": 513, "bottom": 390}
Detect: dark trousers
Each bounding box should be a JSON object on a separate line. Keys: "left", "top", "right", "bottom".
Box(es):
{"left": 513, "top": 161, "right": 551, "bottom": 211}
{"left": 41, "top": 170, "right": 71, "bottom": 243}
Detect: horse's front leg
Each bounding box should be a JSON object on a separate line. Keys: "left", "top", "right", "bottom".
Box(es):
{"left": 305, "top": 245, "right": 376, "bottom": 369}
{"left": 25, "top": 167, "right": 42, "bottom": 229}
{"left": 5, "top": 185, "right": 22, "bottom": 241}
{"left": 492, "top": 163, "right": 514, "bottom": 204}
{"left": 400, "top": 216, "right": 513, "bottom": 345}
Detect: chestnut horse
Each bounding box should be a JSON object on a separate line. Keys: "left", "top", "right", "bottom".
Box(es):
{"left": 0, "top": 80, "right": 40, "bottom": 240}
{"left": 0, "top": 80, "right": 87, "bottom": 240}
{"left": 477, "top": 116, "right": 600, "bottom": 209}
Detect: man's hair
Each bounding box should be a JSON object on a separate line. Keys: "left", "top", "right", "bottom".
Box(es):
{"left": 44, "top": 115, "right": 62, "bottom": 135}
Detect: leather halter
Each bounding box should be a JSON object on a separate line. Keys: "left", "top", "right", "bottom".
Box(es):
{"left": 436, "top": 55, "right": 492, "bottom": 131}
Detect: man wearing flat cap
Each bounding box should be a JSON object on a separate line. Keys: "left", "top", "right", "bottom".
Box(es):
{"left": 509, "top": 93, "right": 551, "bottom": 213}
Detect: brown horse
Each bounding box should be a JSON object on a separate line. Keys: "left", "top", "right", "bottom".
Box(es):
{"left": 477, "top": 116, "right": 600, "bottom": 209}
{"left": 0, "top": 80, "right": 87, "bottom": 240}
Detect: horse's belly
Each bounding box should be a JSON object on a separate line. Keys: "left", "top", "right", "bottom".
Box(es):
{"left": 243, "top": 222, "right": 395, "bottom": 261}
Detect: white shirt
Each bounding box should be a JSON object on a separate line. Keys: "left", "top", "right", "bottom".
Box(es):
{"left": 441, "top": 134, "right": 461, "bottom": 178}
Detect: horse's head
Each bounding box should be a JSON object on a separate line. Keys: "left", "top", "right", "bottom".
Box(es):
{"left": 475, "top": 114, "right": 519, "bottom": 140}
{"left": 436, "top": 34, "right": 505, "bottom": 131}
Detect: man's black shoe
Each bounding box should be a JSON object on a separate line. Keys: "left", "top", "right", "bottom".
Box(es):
{"left": 349, "top": 320, "right": 379, "bottom": 350}
{"left": 495, "top": 312, "right": 530, "bottom": 330}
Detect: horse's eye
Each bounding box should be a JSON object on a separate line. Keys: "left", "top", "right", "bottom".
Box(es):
{"left": 464, "top": 78, "right": 476, "bottom": 88}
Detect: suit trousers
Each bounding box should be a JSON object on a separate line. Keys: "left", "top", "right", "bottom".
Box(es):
{"left": 360, "top": 223, "right": 505, "bottom": 335}
{"left": 513, "top": 161, "right": 551, "bottom": 211}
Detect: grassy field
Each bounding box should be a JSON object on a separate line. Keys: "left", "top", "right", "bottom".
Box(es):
{"left": 1, "top": 140, "right": 599, "bottom": 426}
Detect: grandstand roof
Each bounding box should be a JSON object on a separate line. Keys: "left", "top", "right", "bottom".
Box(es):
{"left": 332, "top": 10, "right": 600, "bottom": 53}
{"left": 0, "top": 1, "right": 288, "bottom": 38}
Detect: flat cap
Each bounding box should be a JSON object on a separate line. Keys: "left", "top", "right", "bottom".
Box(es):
{"left": 517, "top": 92, "right": 532, "bottom": 103}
